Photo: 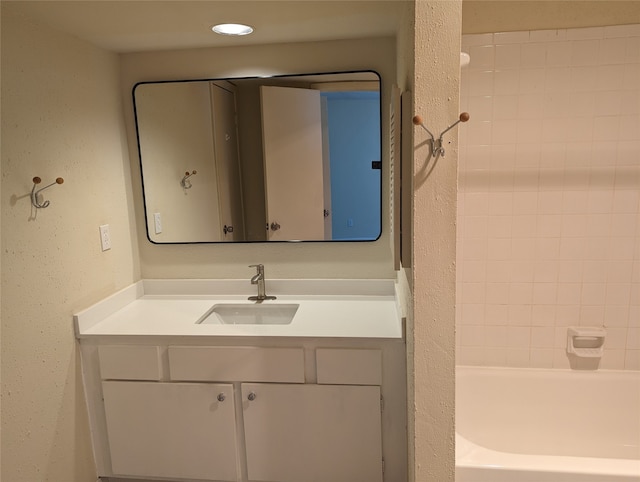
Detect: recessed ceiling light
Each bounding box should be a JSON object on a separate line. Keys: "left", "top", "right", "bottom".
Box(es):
{"left": 211, "top": 23, "right": 254, "bottom": 36}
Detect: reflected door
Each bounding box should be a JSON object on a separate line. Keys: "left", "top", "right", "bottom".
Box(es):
{"left": 210, "top": 82, "right": 245, "bottom": 241}
{"left": 260, "top": 86, "right": 325, "bottom": 241}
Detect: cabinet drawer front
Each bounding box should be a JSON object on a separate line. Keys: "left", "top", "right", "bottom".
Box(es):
{"left": 169, "top": 346, "right": 305, "bottom": 382}
{"left": 98, "top": 345, "right": 161, "bottom": 381}
{"left": 316, "top": 348, "right": 382, "bottom": 385}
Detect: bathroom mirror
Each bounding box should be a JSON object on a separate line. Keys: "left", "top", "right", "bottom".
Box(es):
{"left": 133, "top": 71, "right": 382, "bottom": 243}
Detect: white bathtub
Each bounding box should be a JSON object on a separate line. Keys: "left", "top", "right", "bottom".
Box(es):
{"left": 456, "top": 366, "right": 640, "bottom": 481}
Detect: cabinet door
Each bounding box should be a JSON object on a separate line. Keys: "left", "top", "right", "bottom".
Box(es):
{"left": 102, "top": 381, "right": 237, "bottom": 481}
{"left": 242, "top": 383, "right": 382, "bottom": 482}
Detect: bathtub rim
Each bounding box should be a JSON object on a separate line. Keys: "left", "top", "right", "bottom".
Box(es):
{"left": 456, "top": 433, "right": 640, "bottom": 478}
{"left": 455, "top": 365, "right": 640, "bottom": 479}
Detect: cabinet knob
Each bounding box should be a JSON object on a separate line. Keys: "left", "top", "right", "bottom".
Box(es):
{"left": 247, "top": 392, "right": 257, "bottom": 401}
{"left": 217, "top": 393, "right": 226, "bottom": 402}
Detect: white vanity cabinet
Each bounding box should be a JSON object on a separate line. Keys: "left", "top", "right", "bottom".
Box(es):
{"left": 102, "top": 381, "right": 238, "bottom": 481}
{"left": 242, "top": 383, "right": 383, "bottom": 482}
{"left": 84, "top": 342, "right": 401, "bottom": 482}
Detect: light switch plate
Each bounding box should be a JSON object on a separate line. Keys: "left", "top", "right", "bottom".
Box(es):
{"left": 99, "top": 224, "right": 111, "bottom": 251}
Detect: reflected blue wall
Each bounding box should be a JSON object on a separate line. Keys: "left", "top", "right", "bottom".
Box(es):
{"left": 322, "top": 91, "right": 381, "bottom": 240}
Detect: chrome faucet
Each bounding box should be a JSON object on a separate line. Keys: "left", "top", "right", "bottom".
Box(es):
{"left": 248, "top": 264, "right": 276, "bottom": 302}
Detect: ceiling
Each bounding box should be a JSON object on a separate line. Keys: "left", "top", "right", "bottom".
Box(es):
{"left": 3, "top": 0, "right": 405, "bottom": 53}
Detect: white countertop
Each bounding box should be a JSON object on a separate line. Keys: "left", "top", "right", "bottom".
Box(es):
{"left": 74, "top": 279, "right": 404, "bottom": 339}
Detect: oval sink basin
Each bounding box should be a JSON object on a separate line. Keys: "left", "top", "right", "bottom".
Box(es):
{"left": 196, "top": 303, "right": 299, "bottom": 325}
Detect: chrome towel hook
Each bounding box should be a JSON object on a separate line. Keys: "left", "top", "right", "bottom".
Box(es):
{"left": 180, "top": 170, "right": 197, "bottom": 189}
{"left": 31, "top": 176, "right": 64, "bottom": 209}
{"left": 413, "top": 112, "right": 470, "bottom": 158}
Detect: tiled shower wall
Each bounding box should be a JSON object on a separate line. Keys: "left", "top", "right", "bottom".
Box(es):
{"left": 456, "top": 24, "right": 640, "bottom": 369}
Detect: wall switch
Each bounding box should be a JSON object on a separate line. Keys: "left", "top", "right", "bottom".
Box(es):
{"left": 347, "top": 218, "right": 354, "bottom": 227}
{"left": 154, "top": 212, "right": 162, "bottom": 234}
{"left": 99, "top": 224, "right": 111, "bottom": 251}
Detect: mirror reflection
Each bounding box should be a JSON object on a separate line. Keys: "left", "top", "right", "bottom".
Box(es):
{"left": 134, "top": 71, "right": 382, "bottom": 243}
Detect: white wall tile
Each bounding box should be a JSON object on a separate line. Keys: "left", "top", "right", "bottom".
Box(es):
{"left": 531, "top": 326, "right": 555, "bottom": 347}
{"left": 612, "top": 190, "right": 639, "bottom": 212}
{"left": 581, "top": 282, "right": 607, "bottom": 305}
{"left": 518, "top": 94, "right": 544, "bottom": 119}
{"left": 579, "top": 305, "right": 605, "bottom": 325}
{"left": 519, "top": 68, "right": 546, "bottom": 93}
{"left": 469, "top": 45, "right": 496, "bottom": 69}
{"left": 486, "top": 282, "right": 509, "bottom": 304}
{"left": 532, "top": 304, "right": 557, "bottom": 326}
{"left": 508, "top": 304, "right": 532, "bottom": 325}
{"left": 623, "top": 63, "right": 640, "bottom": 90}
{"left": 594, "top": 116, "right": 621, "bottom": 141}
{"left": 484, "top": 325, "right": 508, "bottom": 346}
{"left": 611, "top": 213, "right": 639, "bottom": 237}
{"left": 600, "top": 349, "right": 625, "bottom": 369}
{"left": 625, "top": 327, "right": 640, "bottom": 349}
{"left": 484, "top": 347, "right": 508, "bottom": 366}
{"left": 469, "top": 70, "right": 494, "bottom": 96}
{"left": 458, "top": 24, "right": 640, "bottom": 369}
{"left": 545, "top": 67, "right": 572, "bottom": 92}
{"left": 531, "top": 29, "right": 567, "bottom": 43}
{"left": 495, "top": 44, "right": 521, "bottom": 69}
{"left": 571, "top": 39, "right": 601, "bottom": 66}
{"left": 492, "top": 95, "right": 519, "bottom": 120}
{"left": 557, "top": 282, "right": 582, "bottom": 304}
{"left": 530, "top": 348, "right": 554, "bottom": 367}
{"left": 546, "top": 42, "right": 572, "bottom": 66}
{"left": 507, "top": 326, "right": 531, "bottom": 347}
{"left": 556, "top": 305, "right": 581, "bottom": 326}
{"left": 493, "top": 70, "right": 520, "bottom": 95}
{"left": 457, "top": 346, "right": 485, "bottom": 366}
{"left": 468, "top": 96, "right": 494, "bottom": 122}
{"left": 625, "top": 36, "right": 640, "bottom": 62}
{"left": 533, "top": 283, "right": 558, "bottom": 304}
{"left": 566, "top": 26, "right": 604, "bottom": 40}
{"left": 521, "top": 43, "right": 547, "bottom": 67}
{"left": 618, "top": 114, "right": 640, "bottom": 140}
{"left": 583, "top": 260, "right": 607, "bottom": 283}
{"left": 495, "top": 31, "right": 530, "bottom": 44}
{"left": 594, "top": 91, "right": 623, "bottom": 116}
{"left": 599, "top": 37, "right": 628, "bottom": 65}
{"left": 604, "top": 24, "right": 640, "bottom": 38}
{"left": 462, "top": 33, "right": 494, "bottom": 47}
{"left": 570, "top": 66, "right": 598, "bottom": 91}
{"left": 506, "top": 348, "right": 530, "bottom": 367}
{"left": 491, "top": 119, "right": 518, "bottom": 144}
{"left": 485, "top": 304, "right": 509, "bottom": 325}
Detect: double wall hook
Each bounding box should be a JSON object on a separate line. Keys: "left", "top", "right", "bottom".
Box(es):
{"left": 31, "top": 176, "right": 64, "bottom": 209}
{"left": 413, "top": 112, "right": 470, "bottom": 158}
{"left": 180, "top": 170, "right": 197, "bottom": 189}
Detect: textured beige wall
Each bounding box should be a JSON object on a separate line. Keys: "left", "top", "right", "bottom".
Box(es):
{"left": 120, "top": 37, "right": 397, "bottom": 280}
{"left": 463, "top": 0, "right": 640, "bottom": 34}
{"left": 1, "top": 8, "right": 139, "bottom": 481}
{"left": 411, "top": 1, "right": 461, "bottom": 480}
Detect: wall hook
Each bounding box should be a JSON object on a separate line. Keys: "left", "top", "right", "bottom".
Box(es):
{"left": 180, "top": 170, "right": 197, "bottom": 189}
{"left": 31, "top": 176, "right": 64, "bottom": 209}
{"left": 413, "top": 112, "right": 470, "bottom": 158}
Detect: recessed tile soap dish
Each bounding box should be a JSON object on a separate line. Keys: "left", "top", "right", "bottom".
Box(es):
{"left": 566, "top": 326, "right": 606, "bottom": 358}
